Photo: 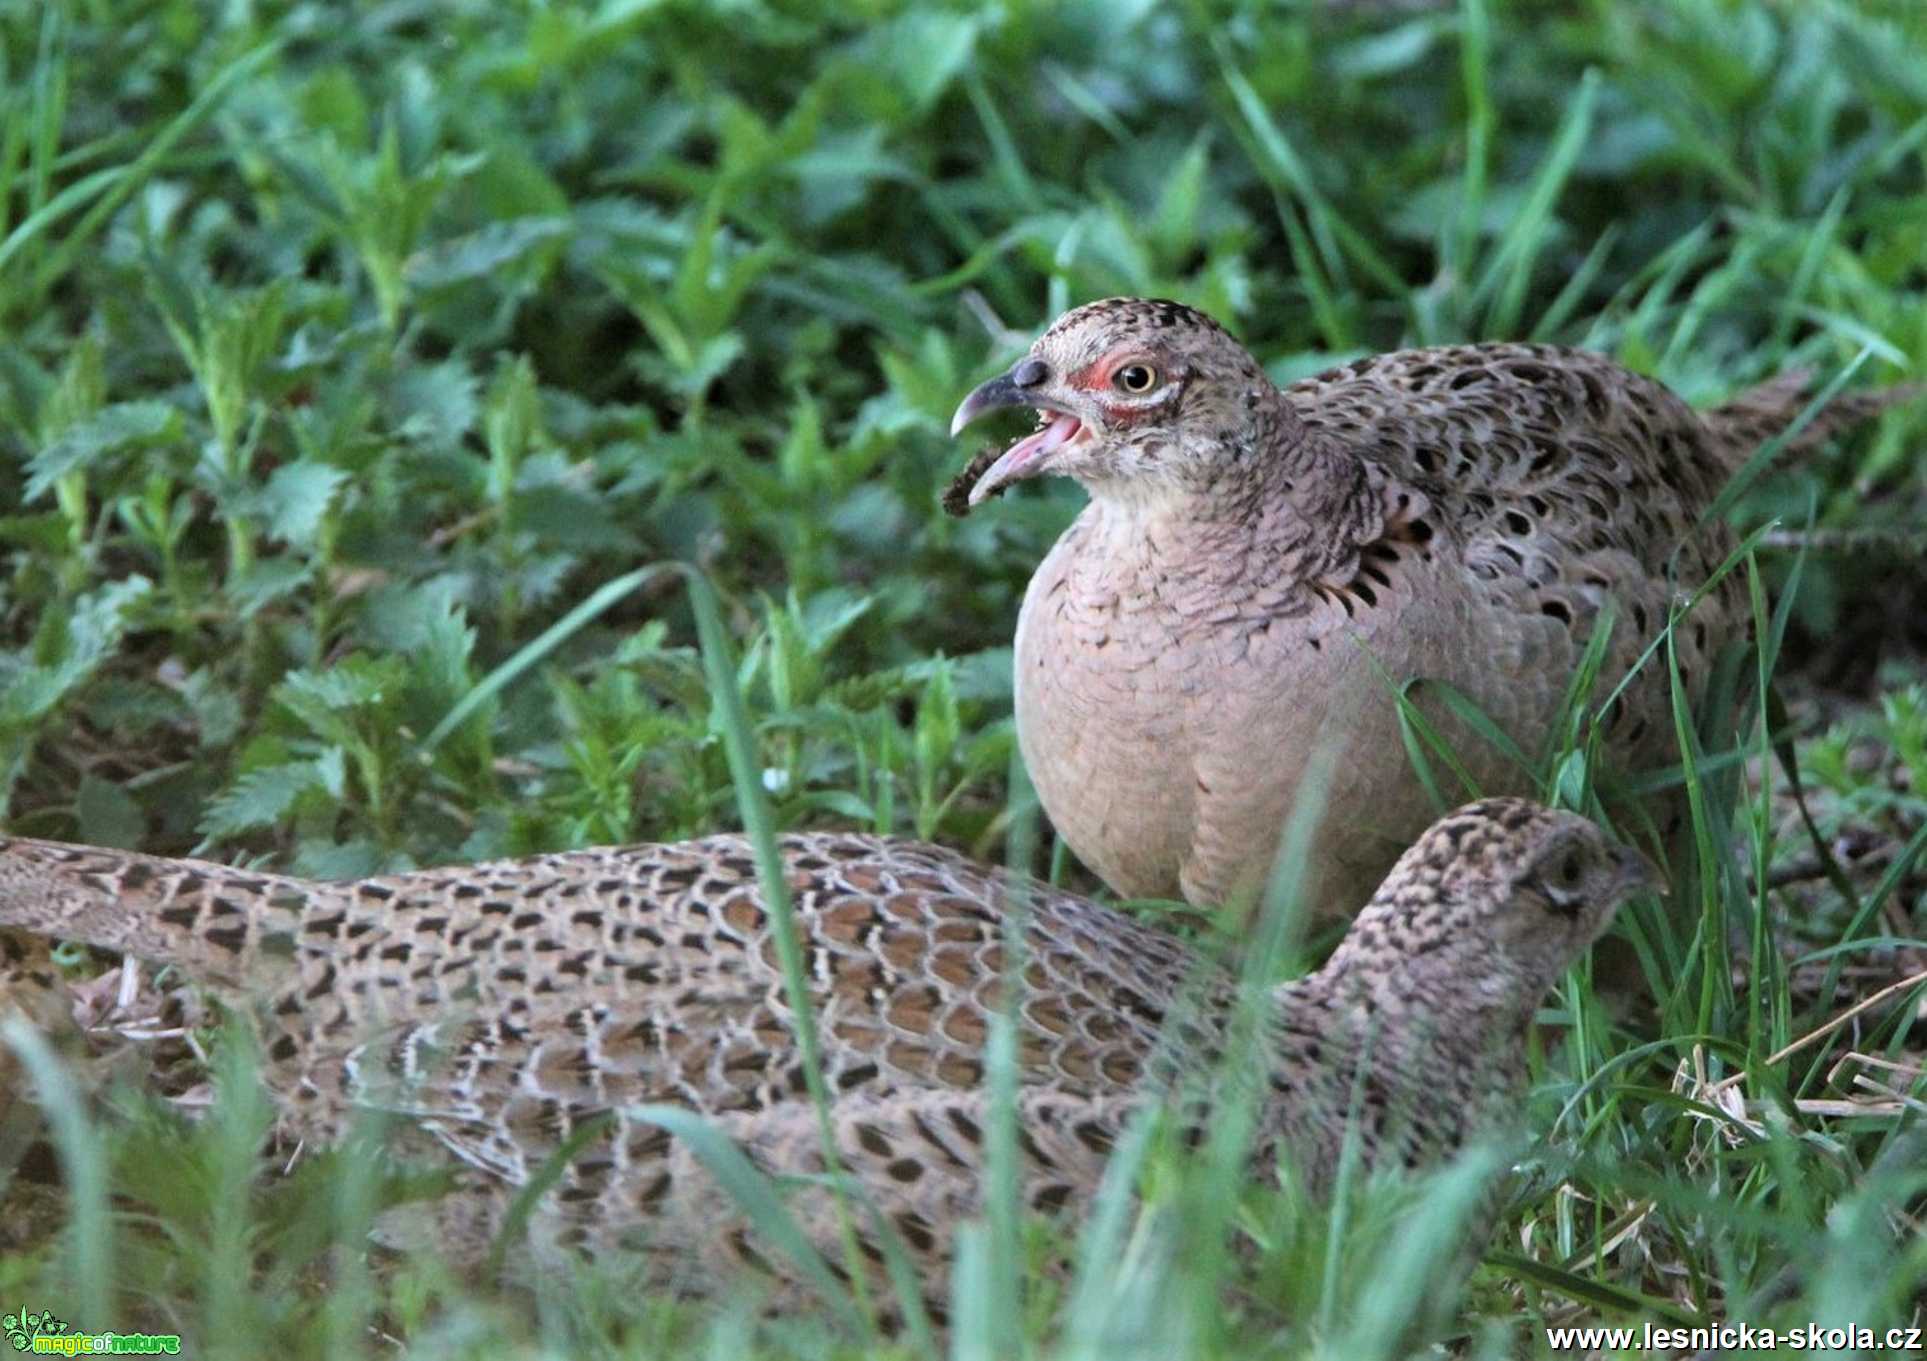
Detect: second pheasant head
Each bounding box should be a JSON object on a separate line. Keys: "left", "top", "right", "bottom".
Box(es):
{"left": 1318, "top": 797, "right": 1661, "bottom": 1023}
{"left": 950, "top": 296, "right": 1295, "bottom": 507}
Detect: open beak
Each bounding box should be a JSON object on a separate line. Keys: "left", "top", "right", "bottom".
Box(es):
{"left": 1612, "top": 843, "right": 1667, "bottom": 899}
{"left": 949, "top": 364, "right": 1086, "bottom": 507}
{"left": 950, "top": 368, "right": 1036, "bottom": 437}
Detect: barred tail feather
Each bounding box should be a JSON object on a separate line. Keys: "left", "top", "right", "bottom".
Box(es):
{"left": 1705, "top": 369, "right": 1921, "bottom": 472}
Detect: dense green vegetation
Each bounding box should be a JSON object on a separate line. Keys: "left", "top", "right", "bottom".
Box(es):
{"left": 1, "top": 0, "right": 1924, "bottom": 1356}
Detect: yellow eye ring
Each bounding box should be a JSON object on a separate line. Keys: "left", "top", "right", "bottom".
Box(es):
{"left": 1115, "top": 364, "right": 1159, "bottom": 394}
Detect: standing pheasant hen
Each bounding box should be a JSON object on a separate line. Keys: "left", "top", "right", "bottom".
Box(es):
{"left": 950, "top": 298, "right": 1910, "bottom": 914}
{"left": 0, "top": 800, "right": 1648, "bottom": 1318}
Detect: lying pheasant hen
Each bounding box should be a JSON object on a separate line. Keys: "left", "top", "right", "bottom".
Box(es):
{"left": 0, "top": 799, "right": 1649, "bottom": 1319}
{"left": 950, "top": 298, "right": 1912, "bottom": 914}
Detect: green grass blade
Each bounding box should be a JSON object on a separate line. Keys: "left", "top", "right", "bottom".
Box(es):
{"left": 1695, "top": 347, "right": 1874, "bottom": 529}
{"left": 1216, "top": 42, "right": 1406, "bottom": 298}
{"left": 1057, "top": 1110, "right": 1164, "bottom": 1355}
{"left": 1771, "top": 187, "right": 1849, "bottom": 351}
{"left": 1531, "top": 223, "right": 1621, "bottom": 342}
{"left": 626, "top": 1104, "right": 868, "bottom": 1336}
{"left": 1487, "top": 1250, "right": 1699, "bottom": 1325}
{"left": 1, "top": 1018, "right": 113, "bottom": 1325}
{"left": 1451, "top": 0, "right": 1494, "bottom": 294}
{"left": 483, "top": 1111, "right": 616, "bottom": 1277}
{"left": 418, "top": 563, "right": 675, "bottom": 756}
{"left": 1473, "top": 69, "right": 1600, "bottom": 336}
{"left": 976, "top": 742, "right": 1037, "bottom": 1359}
{"left": 0, "top": 163, "right": 125, "bottom": 278}
{"left": 20, "top": 39, "right": 284, "bottom": 308}
{"left": 683, "top": 564, "right": 882, "bottom": 1336}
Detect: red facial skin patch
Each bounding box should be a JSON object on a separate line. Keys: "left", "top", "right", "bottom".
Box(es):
{"left": 1065, "top": 357, "right": 1116, "bottom": 391}
{"left": 1070, "top": 350, "right": 1174, "bottom": 428}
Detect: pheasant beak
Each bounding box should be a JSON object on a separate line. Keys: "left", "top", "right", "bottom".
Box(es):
{"left": 1612, "top": 843, "right": 1667, "bottom": 899}
{"left": 950, "top": 361, "right": 1042, "bottom": 435}
{"left": 950, "top": 358, "right": 1087, "bottom": 506}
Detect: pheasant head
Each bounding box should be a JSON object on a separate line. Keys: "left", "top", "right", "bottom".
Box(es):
{"left": 1317, "top": 798, "right": 1661, "bottom": 1030}
{"left": 949, "top": 297, "right": 1298, "bottom": 507}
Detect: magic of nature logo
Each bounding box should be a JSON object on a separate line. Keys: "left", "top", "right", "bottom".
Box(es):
{"left": 3, "top": 1306, "right": 181, "bottom": 1355}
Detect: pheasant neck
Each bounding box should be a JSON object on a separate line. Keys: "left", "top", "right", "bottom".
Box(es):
{"left": 1075, "top": 412, "right": 1381, "bottom": 605}
{"left": 1292, "top": 955, "right": 1537, "bottom": 1082}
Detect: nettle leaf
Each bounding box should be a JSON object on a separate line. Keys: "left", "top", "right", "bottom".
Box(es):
{"left": 24, "top": 402, "right": 183, "bottom": 501}
{"left": 947, "top": 648, "right": 1013, "bottom": 705}
{"left": 798, "top": 789, "right": 877, "bottom": 824}
{"left": 74, "top": 773, "right": 145, "bottom": 849}
{"left": 515, "top": 486, "right": 632, "bottom": 552}
{"left": 861, "top": 330, "right": 964, "bottom": 437}
{"left": 859, "top": 10, "right": 981, "bottom": 110}
{"left": 0, "top": 513, "right": 73, "bottom": 553}
{"left": 0, "top": 667, "right": 70, "bottom": 730}
{"left": 278, "top": 656, "right": 407, "bottom": 724}
{"left": 258, "top": 460, "right": 350, "bottom": 547}
{"left": 631, "top": 331, "right": 746, "bottom": 398}
{"left": 41, "top": 333, "right": 107, "bottom": 436}
{"left": 389, "top": 359, "right": 480, "bottom": 449}
{"left": 80, "top": 677, "right": 190, "bottom": 735}
{"left": 798, "top": 590, "right": 875, "bottom": 656}
{"left": 358, "top": 578, "right": 469, "bottom": 654}
{"left": 504, "top": 554, "right": 578, "bottom": 611}
{"left": 47, "top": 578, "right": 154, "bottom": 695}
{"left": 913, "top": 661, "right": 960, "bottom": 776}
{"left": 0, "top": 341, "right": 55, "bottom": 433}
{"left": 570, "top": 198, "right": 687, "bottom": 277}
{"left": 407, "top": 216, "right": 569, "bottom": 289}
{"left": 292, "top": 837, "right": 386, "bottom": 879}
{"left": 788, "top": 127, "right": 913, "bottom": 224}
{"left": 180, "top": 668, "right": 244, "bottom": 748}
{"left": 315, "top": 744, "right": 349, "bottom": 800}
{"left": 408, "top": 596, "right": 479, "bottom": 707}
{"left": 199, "top": 759, "right": 330, "bottom": 837}
{"left": 1330, "top": 17, "right": 1443, "bottom": 79}
{"left": 1150, "top": 133, "right": 1213, "bottom": 260}
{"left": 229, "top": 557, "right": 313, "bottom": 617}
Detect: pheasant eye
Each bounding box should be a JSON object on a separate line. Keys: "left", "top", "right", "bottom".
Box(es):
{"left": 1114, "top": 364, "right": 1159, "bottom": 394}
{"left": 1558, "top": 853, "right": 1583, "bottom": 885}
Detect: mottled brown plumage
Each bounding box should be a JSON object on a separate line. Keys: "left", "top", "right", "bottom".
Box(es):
{"left": 0, "top": 800, "right": 1647, "bottom": 1316}
{"left": 949, "top": 298, "right": 1912, "bottom": 913}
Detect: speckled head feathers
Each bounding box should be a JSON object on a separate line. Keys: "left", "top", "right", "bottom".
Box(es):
{"left": 949, "top": 296, "right": 1290, "bottom": 505}
{"left": 1037, "top": 296, "right": 1237, "bottom": 349}
{"left": 1326, "top": 798, "right": 1654, "bottom": 1003}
